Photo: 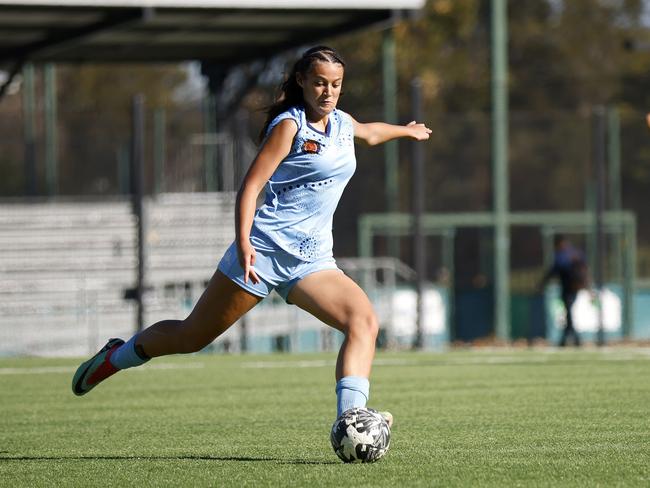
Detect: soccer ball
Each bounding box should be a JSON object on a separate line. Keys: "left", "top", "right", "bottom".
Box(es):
{"left": 330, "top": 407, "right": 391, "bottom": 463}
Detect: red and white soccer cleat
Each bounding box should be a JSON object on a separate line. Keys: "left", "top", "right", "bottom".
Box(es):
{"left": 71, "top": 338, "right": 124, "bottom": 396}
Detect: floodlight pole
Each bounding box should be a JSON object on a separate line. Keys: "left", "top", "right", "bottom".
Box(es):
{"left": 132, "top": 94, "right": 146, "bottom": 332}
{"left": 411, "top": 78, "right": 425, "bottom": 350}
{"left": 491, "top": 0, "right": 510, "bottom": 342}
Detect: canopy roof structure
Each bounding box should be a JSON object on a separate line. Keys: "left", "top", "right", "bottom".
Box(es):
{"left": 0, "top": 0, "right": 424, "bottom": 67}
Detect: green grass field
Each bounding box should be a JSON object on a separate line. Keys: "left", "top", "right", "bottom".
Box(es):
{"left": 1, "top": 349, "right": 648, "bottom": 487}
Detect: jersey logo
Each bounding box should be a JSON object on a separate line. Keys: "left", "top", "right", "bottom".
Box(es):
{"left": 302, "top": 140, "right": 321, "bottom": 154}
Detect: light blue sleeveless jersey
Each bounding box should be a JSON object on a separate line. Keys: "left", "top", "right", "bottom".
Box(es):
{"left": 251, "top": 105, "right": 356, "bottom": 262}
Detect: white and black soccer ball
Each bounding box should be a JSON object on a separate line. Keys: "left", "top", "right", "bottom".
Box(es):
{"left": 330, "top": 407, "right": 391, "bottom": 463}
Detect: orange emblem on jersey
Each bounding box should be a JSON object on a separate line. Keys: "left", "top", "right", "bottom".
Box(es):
{"left": 302, "top": 140, "right": 321, "bottom": 154}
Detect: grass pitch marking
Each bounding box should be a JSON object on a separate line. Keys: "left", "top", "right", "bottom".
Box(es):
{"left": 1, "top": 347, "right": 647, "bottom": 375}
{"left": 241, "top": 349, "right": 650, "bottom": 369}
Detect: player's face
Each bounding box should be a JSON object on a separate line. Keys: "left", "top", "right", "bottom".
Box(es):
{"left": 297, "top": 61, "right": 344, "bottom": 119}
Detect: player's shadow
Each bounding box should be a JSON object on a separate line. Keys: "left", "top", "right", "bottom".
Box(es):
{"left": 0, "top": 454, "right": 338, "bottom": 465}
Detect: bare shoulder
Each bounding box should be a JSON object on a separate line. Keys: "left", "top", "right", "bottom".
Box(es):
{"left": 268, "top": 118, "right": 299, "bottom": 138}
{"left": 263, "top": 118, "right": 299, "bottom": 151}
{"left": 245, "top": 118, "right": 298, "bottom": 183}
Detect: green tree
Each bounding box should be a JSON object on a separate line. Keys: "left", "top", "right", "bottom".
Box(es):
{"left": 56, "top": 64, "right": 188, "bottom": 195}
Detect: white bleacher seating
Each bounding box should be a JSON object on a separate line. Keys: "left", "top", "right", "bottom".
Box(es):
{"left": 0, "top": 193, "right": 235, "bottom": 356}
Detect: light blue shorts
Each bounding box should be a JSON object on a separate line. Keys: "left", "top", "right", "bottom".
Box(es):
{"left": 217, "top": 239, "right": 341, "bottom": 303}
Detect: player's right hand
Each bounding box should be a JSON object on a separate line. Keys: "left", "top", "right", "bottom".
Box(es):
{"left": 237, "top": 240, "right": 260, "bottom": 284}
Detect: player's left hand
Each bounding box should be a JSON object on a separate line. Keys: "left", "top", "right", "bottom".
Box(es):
{"left": 646, "top": 113, "right": 650, "bottom": 130}
{"left": 406, "top": 121, "right": 432, "bottom": 141}
{"left": 237, "top": 239, "right": 260, "bottom": 285}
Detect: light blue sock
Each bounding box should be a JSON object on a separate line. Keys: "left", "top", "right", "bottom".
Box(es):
{"left": 336, "top": 376, "right": 370, "bottom": 418}
{"left": 109, "top": 335, "right": 150, "bottom": 370}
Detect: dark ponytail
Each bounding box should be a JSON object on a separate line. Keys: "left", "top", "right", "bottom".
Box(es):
{"left": 260, "top": 46, "right": 345, "bottom": 141}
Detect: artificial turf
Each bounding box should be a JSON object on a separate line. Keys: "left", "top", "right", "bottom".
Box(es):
{"left": 1, "top": 349, "right": 648, "bottom": 487}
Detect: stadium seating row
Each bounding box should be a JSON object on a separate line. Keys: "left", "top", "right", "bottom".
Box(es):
{"left": 0, "top": 193, "right": 236, "bottom": 356}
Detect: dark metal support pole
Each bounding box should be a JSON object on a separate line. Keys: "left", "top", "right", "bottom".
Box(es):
{"left": 203, "top": 94, "right": 217, "bottom": 191}
{"left": 22, "top": 63, "right": 37, "bottom": 196}
{"left": 234, "top": 108, "right": 249, "bottom": 188}
{"left": 44, "top": 63, "right": 58, "bottom": 196}
{"left": 442, "top": 229, "right": 456, "bottom": 343}
{"left": 153, "top": 107, "right": 166, "bottom": 194}
{"left": 132, "top": 94, "right": 146, "bottom": 332}
{"left": 593, "top": 106, "right": 607, "bottom": 346}
{"left": 411, "top": 78, "right": 425, "bottom": 350}
{"left": 383, "top": 28, "right": 400, "bottom": 258}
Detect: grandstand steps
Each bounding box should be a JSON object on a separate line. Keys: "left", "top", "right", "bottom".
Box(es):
{"left": 0, "top": 193, "right": 235, "bottom": 356}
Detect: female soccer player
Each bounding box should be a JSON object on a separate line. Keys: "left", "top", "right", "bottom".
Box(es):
{"left": 72, "top": 46, "right": 431, "bottom": 422}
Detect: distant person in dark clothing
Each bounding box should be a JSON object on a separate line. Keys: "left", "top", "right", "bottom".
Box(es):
{"left": 539, "top": 235, "right": 589, "bottom": 347}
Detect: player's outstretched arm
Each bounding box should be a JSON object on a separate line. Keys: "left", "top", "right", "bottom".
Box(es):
{"left": 352, "top": 118, "right": 432, "bottom": 146}
{"left": 646, "top": 113, "right": 650, "bottom": 130}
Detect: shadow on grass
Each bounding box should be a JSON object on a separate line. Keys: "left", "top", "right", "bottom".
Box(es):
{"left": 0, "top": 454, "right": 338, "bottom": 465}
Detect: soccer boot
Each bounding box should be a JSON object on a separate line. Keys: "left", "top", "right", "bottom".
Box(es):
{"left": 72, "top": 338, "right": 124, "bottom": 396}
{"left": 379, "top": 411, "right": 394, "bottom": 429}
